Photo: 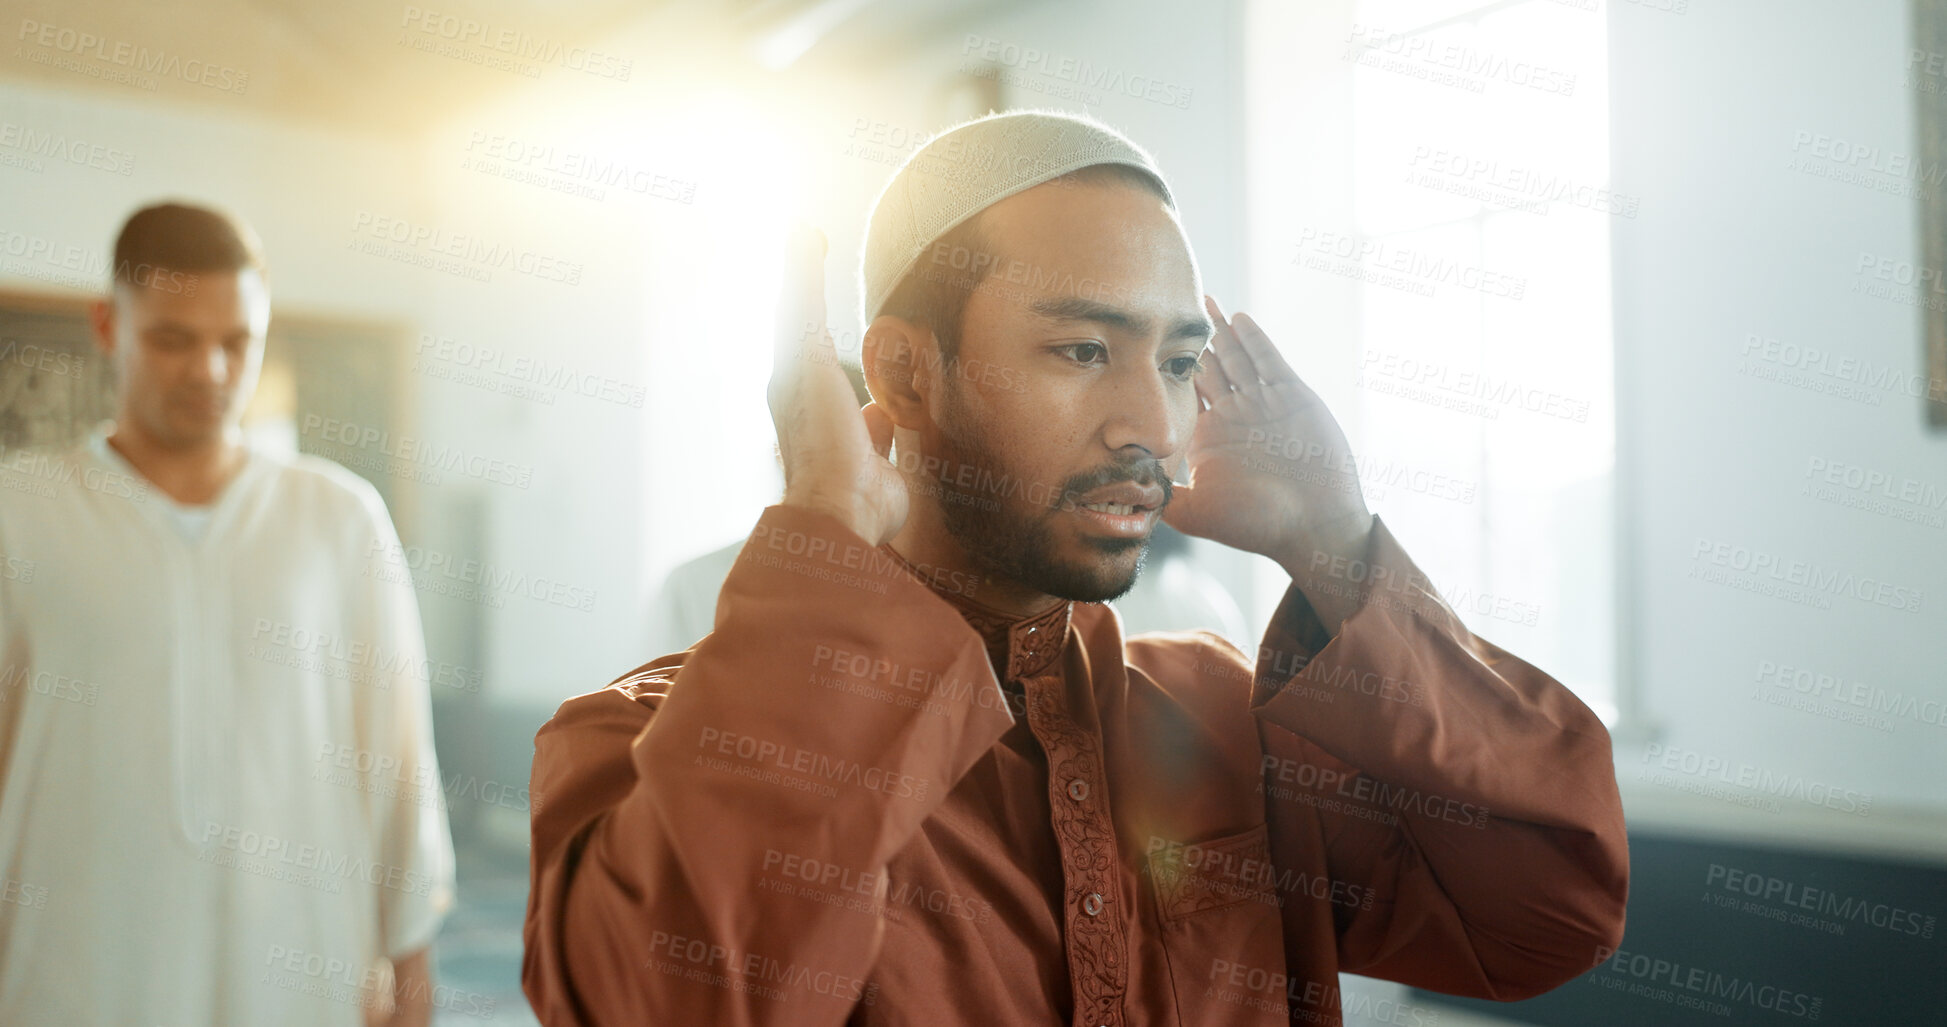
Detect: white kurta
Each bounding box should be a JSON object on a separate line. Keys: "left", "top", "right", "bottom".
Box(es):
{"left": 0, "top": 425, "right": 456, "bottom": 1026}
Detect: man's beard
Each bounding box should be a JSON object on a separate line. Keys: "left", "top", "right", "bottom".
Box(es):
{"left": 931, "top": 392, "right": 1172, "bottom": 603}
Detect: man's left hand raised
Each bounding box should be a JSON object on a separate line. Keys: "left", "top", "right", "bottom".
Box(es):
{"left": 1163, "top": 297, "right": 1375, "bottom": 634}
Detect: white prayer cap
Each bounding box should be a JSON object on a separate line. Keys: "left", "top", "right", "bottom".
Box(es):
{"left": 857, "top": 109, "right": 1175, "bottom": 326}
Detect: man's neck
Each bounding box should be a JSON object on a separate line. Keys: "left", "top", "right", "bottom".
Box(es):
{"left": 887, "top": 502, "right": 1066, "bottom": 621}
{"left": 106, "top": 424, "right": 245, "bottom": 506}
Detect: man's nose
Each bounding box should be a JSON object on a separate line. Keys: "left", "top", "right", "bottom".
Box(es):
{"left": 194, "top": 342, "right": 229, "bottom": 383}
{"left": 1101, "top": 364, "right": 1186, "bottom": 460}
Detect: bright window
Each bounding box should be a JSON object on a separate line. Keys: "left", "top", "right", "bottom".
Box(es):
{"left": 1248, "top": 0, "right": 1617, "bottom": 720}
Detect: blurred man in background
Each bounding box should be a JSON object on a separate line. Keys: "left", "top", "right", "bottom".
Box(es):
{"left": 0, "top": 202, "right": 455, "bottom": 1026}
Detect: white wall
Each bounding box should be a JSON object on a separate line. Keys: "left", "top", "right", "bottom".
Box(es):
{"left": 0, "top": 79, "right": 431, "bottom": 314}
{"left": 1611, "top": 0, "right": 1947, "bottom": 837}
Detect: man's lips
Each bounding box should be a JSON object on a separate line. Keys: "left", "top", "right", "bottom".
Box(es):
{"left": 1068, "top": 481, "right": 1166, "bottom": 539}
{"left": 1072, "top": 480, "right": 1165, "bottom": 513}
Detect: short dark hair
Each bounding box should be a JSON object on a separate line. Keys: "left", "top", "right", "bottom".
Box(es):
{"left": 111, "top": 201, "right": 265, "bottom": 288}
{"left": 876, "top": 163, "right": 1169, "bottom": 366}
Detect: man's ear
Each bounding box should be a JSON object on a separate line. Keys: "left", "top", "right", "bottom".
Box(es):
{"left": 861, "top": 315, "right": 939, "bottom": 430}
{"left": 89, "top": 296, "right": 116, "bottom": 356}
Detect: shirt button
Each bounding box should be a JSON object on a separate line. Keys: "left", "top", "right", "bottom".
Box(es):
{"left": 1083, "top": 892, "right": 1104, "bottom": 916}
{"left": 1067, "top": 778, "right": 1089, "bottom": 802}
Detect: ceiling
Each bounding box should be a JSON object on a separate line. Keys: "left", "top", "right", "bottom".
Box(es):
{"left": 2, "top": 0, "right": 1035, "bottom": 136}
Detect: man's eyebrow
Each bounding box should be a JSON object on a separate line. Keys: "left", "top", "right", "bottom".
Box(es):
{"left": 1028, "top": 296, "right": 1214, "bottom": 342}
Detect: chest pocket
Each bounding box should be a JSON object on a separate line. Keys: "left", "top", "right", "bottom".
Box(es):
{"left": 1146, "top": 822, "right": 1293, "bottom": 1027}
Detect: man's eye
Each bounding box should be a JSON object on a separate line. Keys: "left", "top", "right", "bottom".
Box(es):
{"left": 1056, "top": 342, "right": 1108, "bottom": 365}
{"left": 1164, "top": 355, "right": 1203, "bottom": 380}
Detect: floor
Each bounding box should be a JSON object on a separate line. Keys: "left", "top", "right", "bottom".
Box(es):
{"left": 430, "top": 838, "right": 539, "bottom": 1027}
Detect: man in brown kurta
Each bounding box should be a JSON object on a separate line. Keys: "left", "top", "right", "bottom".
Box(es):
{"left": 523, "top": 112, "right": 1627, "bottom": 1026}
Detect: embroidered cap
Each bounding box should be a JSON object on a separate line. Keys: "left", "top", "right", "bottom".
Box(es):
{"left": 856, "top": 109, "right": 1175, "bottom": 327}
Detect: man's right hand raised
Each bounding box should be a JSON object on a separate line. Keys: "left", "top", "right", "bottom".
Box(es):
{"left": 767, "top": 226, "right": 909, "bottom": 546}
